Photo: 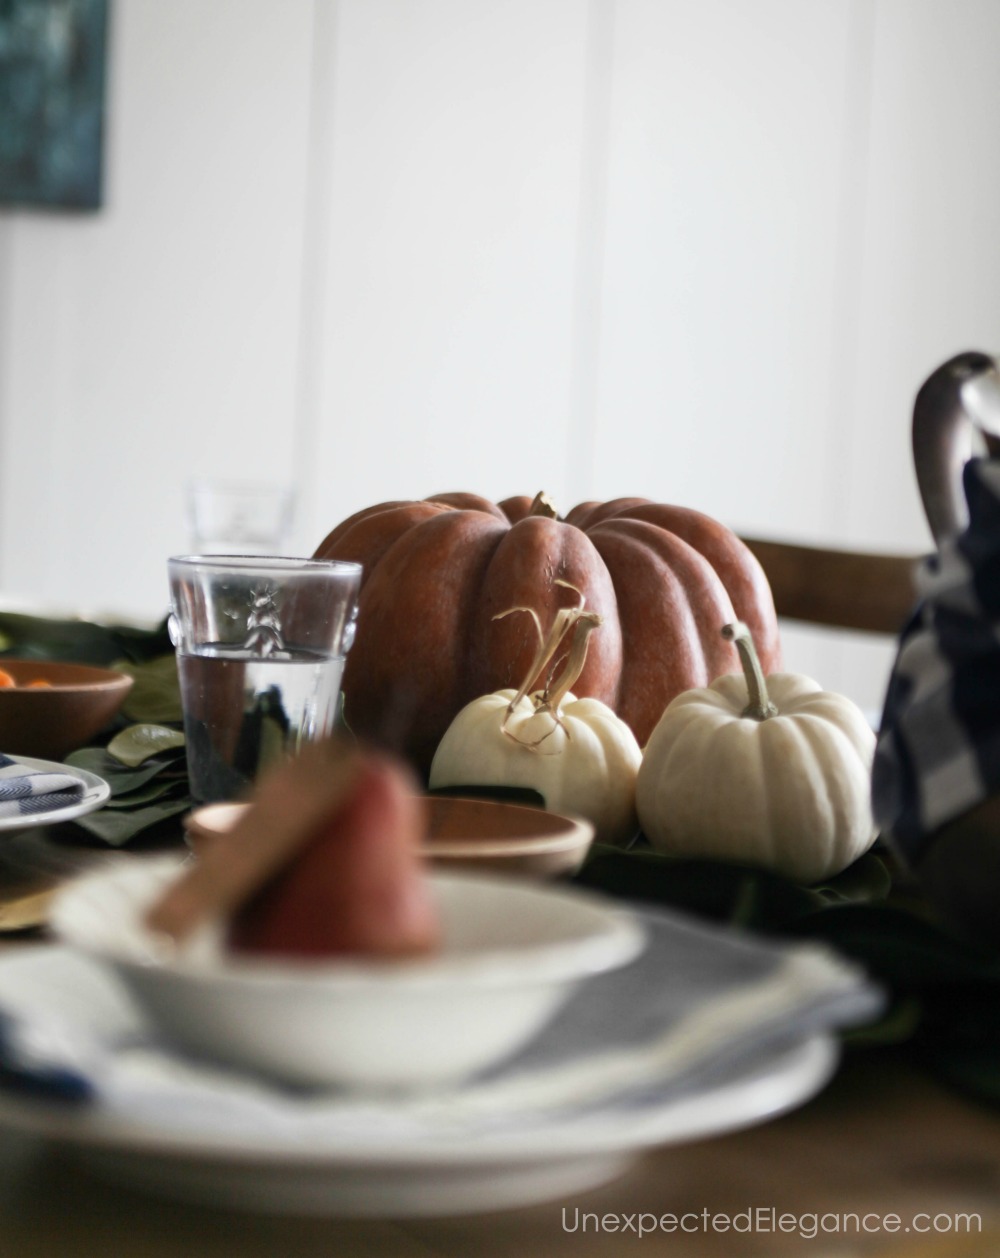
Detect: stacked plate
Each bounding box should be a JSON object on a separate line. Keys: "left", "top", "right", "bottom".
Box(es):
{"left": 0, "top": 856, "right": 881, "bottom": 1217}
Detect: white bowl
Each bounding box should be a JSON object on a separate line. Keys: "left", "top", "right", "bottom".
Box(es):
{"left": 50, "top": 857, "right": 644, "bottom": 1092}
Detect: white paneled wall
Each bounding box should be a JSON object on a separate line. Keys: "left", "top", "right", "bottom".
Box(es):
{"left": 2, "top": 0, "right": 1000, "bottom": 718}
{"left": 595, "top": 0, "right": 860, "bottom": 529}
{"left": 0, "top": 0, "right": 316, "bottom": 613}
{"left": 311, "top": 0, "right": 590, "bottom": 519}
{"left": 848, "top": 0, "right": 1000, "bottom": 554}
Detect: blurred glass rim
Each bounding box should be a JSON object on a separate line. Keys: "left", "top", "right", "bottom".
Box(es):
{"left": 168, "top": 554, "right": 361, "bottom": 579}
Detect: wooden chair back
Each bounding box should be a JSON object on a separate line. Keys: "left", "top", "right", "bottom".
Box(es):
{"left": 738, "top": 536, "right": 920, "bottom": 636}
{"left": 739, "top": 351, "right": 1000, "bottom": 637}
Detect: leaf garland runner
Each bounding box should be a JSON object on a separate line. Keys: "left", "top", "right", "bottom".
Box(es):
{"left": 64, "top": 734, "right": 192, "bottom": 846}
{"left": 0, "top": 611, "right": 192, "bottom": 846}
{"left": 574, "top": 840, "right": 1000, "bottom": 1109}
{"left": 71, "top": 650, "right": 191, "bottom": 845}
{"left": 0, "top": 611, "right": 173, "bottom": 667}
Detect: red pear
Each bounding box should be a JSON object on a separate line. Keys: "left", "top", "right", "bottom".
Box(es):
{"left": 230, "top": 755, "right": 439, "bottom": 958}
{"left": 146, "top": 738, "right": 439, "bottom": 959}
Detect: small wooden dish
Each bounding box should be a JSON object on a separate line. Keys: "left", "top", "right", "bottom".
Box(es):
{"left": 0, "top": 659, "right": 133, "bottom": 760}
{"left": 185, "top": 794, "right": 595, "bottom": 880}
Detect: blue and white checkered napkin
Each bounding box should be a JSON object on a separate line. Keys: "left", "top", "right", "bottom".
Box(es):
{"left": 874, "top": 457, "right": 1000, "bottom": 863}
{"left": 0, "top": 754, "right": 85, "bottom": 820}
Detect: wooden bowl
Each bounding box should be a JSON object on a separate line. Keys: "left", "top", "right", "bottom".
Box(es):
{"left": 423, "top": 795, "right": 595, "bottom": 878}
{"left": 0, "top": 659, "right": 134, "bottom": 760}
{"left": 185, "top": 794, "right": 595, "bottom": 880}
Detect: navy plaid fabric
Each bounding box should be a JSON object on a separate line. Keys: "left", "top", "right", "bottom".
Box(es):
{"left": 0, "top": 754, "right": 85, "bottom": 819}
{"left": 873, "top": 458, "right": 1000, "bottom": 863}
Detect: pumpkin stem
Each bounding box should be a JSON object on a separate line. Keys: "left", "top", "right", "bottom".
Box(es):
{"left": 722, "top": 622, "right": 778, "bottom": 721}
{"left": 499, "top": 607, "right": 602, "bottom": 753}
{"left": 543, "top": 611, "right": 603, "bottom": 714}
{"left": 528, "top": 491, "right": 559, "bottom": 519}
{"left": 496, "top": 581, "right": 585, "bottom": 722}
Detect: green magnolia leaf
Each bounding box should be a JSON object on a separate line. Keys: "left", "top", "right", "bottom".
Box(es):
{"left": 0, "top": 612, "right": 131, "bottom": 665}
{"left": 811, "top": 850, "right": 894, "bottom": 905}
{"left": 109, "top": 617, "right": 174, "bottom": 664}
{"left": 158, "top": 761, "right": 192, "bottom": 776}
{"left": 64, "top": 746, "right": 119, "bottom": 775}
{"left": 0, "top": 612, "right": 171, "bottom": 667}
{"left": 107, "top": 724, "right": 186, "bottom": 768}
{"left": 63, "top": 747, "right": 184, "bottom": 797}
{"left": 103, "top": 777, "right": 186, "bottom": 809}
{"left": 574, "top": 847, "right": 825, "bottom": 928}
{"left": 116, "top": 654, "right": 183, "bottom": 725}
{"left": 72, "top": 796, "right": 192, "bottom": 846}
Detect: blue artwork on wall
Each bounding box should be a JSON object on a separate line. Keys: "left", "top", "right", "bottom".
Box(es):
{"left": 0, "top": 0, "right": 109, "bottom": 210}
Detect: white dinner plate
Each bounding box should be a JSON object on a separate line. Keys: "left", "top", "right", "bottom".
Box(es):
{"left": 0, "top": 1028, "right": 837, "bottom": 1216}
{"left": 0, "top": 756, "right": 110, "bottom": 832}
{"left": 0, "top": 891, "right": 868, "bottom": 1221}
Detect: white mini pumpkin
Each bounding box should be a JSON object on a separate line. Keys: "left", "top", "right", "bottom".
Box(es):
{"left": 635, "top": 622, "right": 877, "bottom": 883}
{"left": 429, "top": 601, "right": 641, "bottom": 847}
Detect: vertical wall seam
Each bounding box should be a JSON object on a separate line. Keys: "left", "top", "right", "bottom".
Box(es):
{"left": 821, "top": 0, "right": 878, "bottom": 692}
{"left": 567, "top": 0, "right": 616, "bottom": 504}
{"left": 827, "top": 0, "right": 877, "bottom": 544}
{"left": 292, "top": 0, "right": 339, "bottom": 554}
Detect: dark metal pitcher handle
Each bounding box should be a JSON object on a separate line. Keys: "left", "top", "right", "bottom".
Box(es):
{"left": 912, "top": 350, "right": 1000, "bottom": 547}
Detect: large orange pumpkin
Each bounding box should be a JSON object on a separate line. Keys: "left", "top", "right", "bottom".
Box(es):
{"left": 314, "top": 492, "right": 781, "bottom": 774}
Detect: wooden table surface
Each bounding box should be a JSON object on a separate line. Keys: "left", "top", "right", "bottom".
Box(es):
{"left": 0, "top": 825, "right": 998, "bottom": 1257}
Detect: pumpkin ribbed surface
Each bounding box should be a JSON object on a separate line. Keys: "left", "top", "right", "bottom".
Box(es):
{"left": 635, "top": 672, "right": 876, "bottom": 883}
{"left": 314, "top": 493, "right": 781, "bottom": 773}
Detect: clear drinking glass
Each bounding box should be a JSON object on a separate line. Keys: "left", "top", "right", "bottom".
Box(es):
{"left": 168, "top": 555, "right": 361, "bottom": 803}
{"left": 185, "top": 479, "right": 296, "bottom": 555}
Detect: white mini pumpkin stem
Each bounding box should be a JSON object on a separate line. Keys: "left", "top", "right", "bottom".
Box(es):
{"left": 722, "top": 621, "right": 778, "bottom": 721}
{"left": 502, "top": 610, "right": 603, "bottom": 753}
{"left": 495, "top": 581, "right": 586, "bottom": 729}
{"left": 543, "top": 612, "right": 603, "bottom": 714}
